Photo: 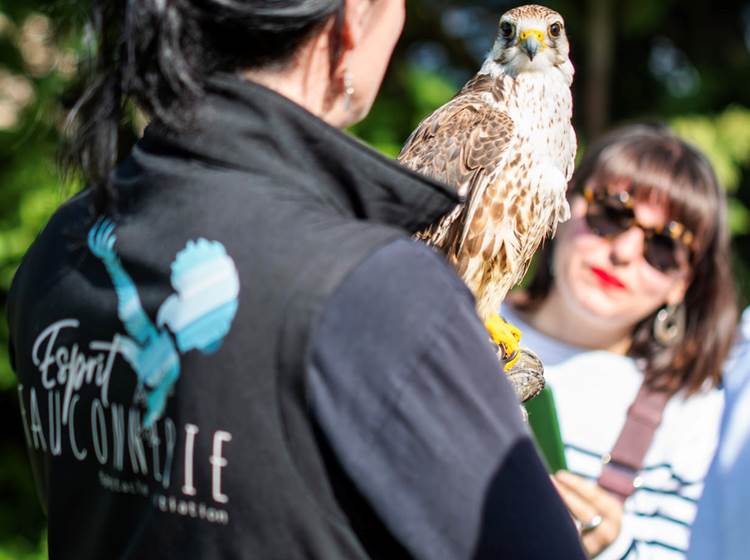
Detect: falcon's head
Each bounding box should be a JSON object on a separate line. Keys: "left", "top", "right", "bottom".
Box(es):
{"left": 487, "top": 4, "right": 572, "bottom": 80}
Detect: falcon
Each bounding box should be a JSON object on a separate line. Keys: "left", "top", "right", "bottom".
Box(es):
{"left": 400, "top": 4, "right": 576, "bottom": 399}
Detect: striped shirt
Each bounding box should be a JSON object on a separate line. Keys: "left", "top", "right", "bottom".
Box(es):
{"left": 504, "top": 306, "right": 724, "bottom": 559}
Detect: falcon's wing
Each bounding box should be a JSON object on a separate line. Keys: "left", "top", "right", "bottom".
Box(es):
{"left": 399, "top": 76, "right": 514, "bottom": 249}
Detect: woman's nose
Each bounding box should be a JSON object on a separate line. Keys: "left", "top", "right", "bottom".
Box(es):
{"left": 608, "top": 226, "right": 645, "bottom": 265}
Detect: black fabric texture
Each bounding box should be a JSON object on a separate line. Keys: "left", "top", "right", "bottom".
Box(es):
{"left": 7, "top": 74, "right": 583, "bottom": 559}
{"left": 310, "top": 239, "right": 586, "bottom": 559}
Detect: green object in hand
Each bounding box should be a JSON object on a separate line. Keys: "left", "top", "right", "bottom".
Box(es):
{"left": 524, "top": 386, "right": 568, "bottom": 473}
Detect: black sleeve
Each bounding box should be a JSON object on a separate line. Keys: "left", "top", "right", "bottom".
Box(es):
{"left": 308, "top": 239, "right": 585, "bottom": 560}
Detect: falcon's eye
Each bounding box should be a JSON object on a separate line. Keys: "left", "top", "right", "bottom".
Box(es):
{"left": 549, "top": 22, "right": 562, "bottom": 37}
{"left": 500, "top": 21, "right": 515, "bottom": 39}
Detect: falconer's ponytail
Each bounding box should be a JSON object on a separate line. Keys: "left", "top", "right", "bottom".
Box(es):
{"left": 66, "top": 0, "right": 345, "bottom": 214}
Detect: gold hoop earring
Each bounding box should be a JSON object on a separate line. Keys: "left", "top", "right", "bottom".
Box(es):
{"left": 653, "top": 303, "right": 686, "bottom": 347}
{"left": 343, "top": 69, "right": 354, "bottom": 112}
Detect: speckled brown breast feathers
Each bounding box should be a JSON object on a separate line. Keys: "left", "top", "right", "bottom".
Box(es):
{"left": 399, "top": 4, "right": 576, "bottom": 321}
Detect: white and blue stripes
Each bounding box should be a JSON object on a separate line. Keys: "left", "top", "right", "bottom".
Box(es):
{"left": 502, "top": 306, "right": 724, "bottom": 560}
{"left": 566, "top": 442, "right": 704, "bottom": 559}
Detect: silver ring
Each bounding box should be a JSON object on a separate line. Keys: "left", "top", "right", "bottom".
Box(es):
{"left": 581, "top": 514, "right": 603, "bottom": 534}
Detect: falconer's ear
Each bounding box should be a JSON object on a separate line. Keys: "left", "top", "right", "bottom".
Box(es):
{"left": 320, "top": 0, "right": 352, "bottom": 76}
{"left": 340, "top": 0, "right": 371, "bottom": 48}
{"left": 326, "top": 0, "right": 369, "bottom": 78}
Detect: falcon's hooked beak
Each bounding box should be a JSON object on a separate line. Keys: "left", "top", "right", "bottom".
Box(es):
{"left": 518, "top": 29, "right": 546, "bottom": 61}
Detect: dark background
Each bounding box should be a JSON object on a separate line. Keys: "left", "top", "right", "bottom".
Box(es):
{"left": 2, "top": 1, "right": 749, "bottom": 556}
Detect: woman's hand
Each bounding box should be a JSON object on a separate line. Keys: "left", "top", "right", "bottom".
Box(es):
{"left": 553, "top": 470, "right": 623, "bottom": 557}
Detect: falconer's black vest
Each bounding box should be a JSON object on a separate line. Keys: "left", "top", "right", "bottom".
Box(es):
{"left": 7, "top": 75, "right": 458, "bottom": 559}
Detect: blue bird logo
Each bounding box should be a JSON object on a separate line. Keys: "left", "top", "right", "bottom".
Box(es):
{"left": 87, "top": 218, "right": 240, "bottom": 427}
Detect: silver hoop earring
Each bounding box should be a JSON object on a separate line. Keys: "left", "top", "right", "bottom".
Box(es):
{"left": 653, "top": 303, "right": 686, "bottom": 347}
{"left": 343, "top": 69, "right": 354, "bottom": 112}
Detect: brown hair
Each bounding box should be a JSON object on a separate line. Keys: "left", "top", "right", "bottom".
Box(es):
{"left": 520, "top": 124, "right": 738, "bottom": 394}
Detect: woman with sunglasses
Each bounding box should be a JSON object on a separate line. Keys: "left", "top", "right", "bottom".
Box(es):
{"left": 504, "top": 124, "right": 739, "bottom": 559}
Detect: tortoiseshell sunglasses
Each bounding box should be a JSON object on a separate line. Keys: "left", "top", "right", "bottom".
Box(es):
{"left": 583, "top": 187, "right": 694, "bottom": 273}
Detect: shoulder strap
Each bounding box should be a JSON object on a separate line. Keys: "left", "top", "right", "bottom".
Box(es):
{"left": 597, "top": 382, "right": 671, "bottom": 502}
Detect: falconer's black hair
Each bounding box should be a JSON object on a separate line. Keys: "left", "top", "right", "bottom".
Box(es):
{"left": 66, "top": 0, "right": 345, "bottom": 213}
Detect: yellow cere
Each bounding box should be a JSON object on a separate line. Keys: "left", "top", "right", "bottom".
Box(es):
{"left": 518, "top": 29, "right": 547, "bottom": 48}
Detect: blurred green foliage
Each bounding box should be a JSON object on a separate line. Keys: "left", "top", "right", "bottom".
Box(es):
{"left": 1, "top": 1, "right": 750, "bottom": 557}
{"left": 0, "top": 4, "right": 76, "bottom": 557}
{"left": 351, "top": 66, "right": 458, "bottom": 156}
{"left": 671, "top": 107, "right": 750, "bottom": 234}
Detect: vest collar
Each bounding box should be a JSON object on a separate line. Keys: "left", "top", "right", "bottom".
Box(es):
{"left": 142, "top": 73, "right": 458, "bottom": 233}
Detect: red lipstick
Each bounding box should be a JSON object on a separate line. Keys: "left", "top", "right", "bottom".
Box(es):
{"left": 590, "top": 266, "right": 626, "bottom": 290}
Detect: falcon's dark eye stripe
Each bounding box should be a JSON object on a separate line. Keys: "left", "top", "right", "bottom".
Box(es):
{"left": 500, "top": 21, "right": 515, "bottom": 39}
{"left": 549, "top": 22, "right": 562, "bottom": 38}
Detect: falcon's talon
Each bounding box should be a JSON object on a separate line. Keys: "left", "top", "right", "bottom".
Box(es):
{"left": 484, "top": 313, "right": 522, "bottom": 371}
{"left": 504, "top": 348, "right": 520, "bottom": 367}
{"left": 484, "top": 314, "right": 545, "bottom": 402}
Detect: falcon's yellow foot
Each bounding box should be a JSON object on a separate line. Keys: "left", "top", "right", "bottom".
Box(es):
{"left": 484, "top": 313, "right": 522, "bottom": 371}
